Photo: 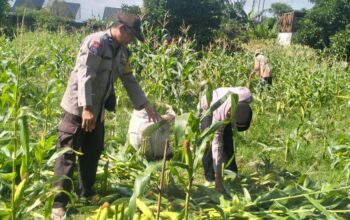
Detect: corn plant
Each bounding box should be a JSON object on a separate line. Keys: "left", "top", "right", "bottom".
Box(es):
{"left": 1, "top": 25, "right": 350, "bottom": 219}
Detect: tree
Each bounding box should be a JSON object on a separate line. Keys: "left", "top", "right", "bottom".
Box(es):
{"left": 0, "top": 0, "right": 9, "bottom": 23}
{"left": 269, "top": 2, "right": 293, "bottom": 16}
{"left": 143, "top": 0, "right": 224, "bottom": 47}
{"left": 217, "top": 0, "right": 250, "bottom": 41}
{"left": 121, "top": 4, "right": 141, "bottom": 15}
{"left": 329, "top": 24, "right": 350, "bottom": 61}
{"left": 295, "top": 0, "right": 350, "bottom": 49}
{"left": 166, "top": 0, "right": 223, "bottom": 46}
{"left": 143, "top": 0, "right": 168, "bottom": 27}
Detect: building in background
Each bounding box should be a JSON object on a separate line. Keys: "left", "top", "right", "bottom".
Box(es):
{"left": 49, "top": 1, "right": 81, "bottom": 20}
{"left": 12, "top": 0, "right": 45, "bottom": 10}
{"left": 277, "top": 11, "right": 304, "bottom": 46}
{"left": 102, "top": 7, "right": 122, "bottom": 21}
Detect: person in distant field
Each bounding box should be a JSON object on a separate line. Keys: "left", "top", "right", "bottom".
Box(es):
{"left": 163, "top": 35, "right": 173, "bottom": 47}
{"left": 51, "top": 13, "right": 160, "bottom": 220}
{"left": 249, "top": 49, "right": 272, "bottom": 89}
{"left": 199, "top": 87, "right": 253, "bottom": 193}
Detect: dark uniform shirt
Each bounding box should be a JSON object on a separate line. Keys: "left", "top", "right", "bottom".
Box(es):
{"left": 60, "top": 30, "right": 148, "bottom": 122}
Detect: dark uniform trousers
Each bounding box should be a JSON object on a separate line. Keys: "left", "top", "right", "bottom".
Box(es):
{"left": 53, "top": 111, "right": 104, "bottom": 208}
{"left": 201, "top": 116, "right": 238, "bottom": 182}
{"left": 260, "top": 76, "right": 273, "bottom": 90}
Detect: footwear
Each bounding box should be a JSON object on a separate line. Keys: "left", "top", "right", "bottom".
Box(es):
{"left": 80, "top": 193, "right": 101, "bottom": 205}
{"left": 51, "top": 207, "right": 66, "bottom": 220}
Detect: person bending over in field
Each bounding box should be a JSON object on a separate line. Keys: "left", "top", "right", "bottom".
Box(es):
{"left": 200, "top": 87, "right": 253, "bottom": 193}
{"left": 249, "top": 49, "right": 272, "bottom": 89}
{"left": 51, "top": 13, "right": 160, "bottom": 219}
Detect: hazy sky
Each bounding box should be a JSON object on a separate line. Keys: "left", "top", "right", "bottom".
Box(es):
{"left": 10, "top": 0, "right": 314, "bottom": 21}
{"left": 244, "top": 0, "right": 313, "bottom": 14}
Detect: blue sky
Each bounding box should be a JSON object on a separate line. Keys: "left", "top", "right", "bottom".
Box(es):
{"left": 10, "top": 0, "right": 314, "bottom": 21}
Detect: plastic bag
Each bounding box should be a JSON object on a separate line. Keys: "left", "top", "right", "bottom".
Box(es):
{"left": 128, "top": 106, "right": 175, "bottom": 159}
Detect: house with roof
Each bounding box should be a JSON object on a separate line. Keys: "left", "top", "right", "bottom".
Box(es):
{"left": 49, "top": 1, "right": 81, "bottom": 20}
{"left": 12, "top": 0, "right": 45, "bottom": 10}
{"left": 103, "top": 7, "right": 122, "bottom": 21}
{"left": 65, "top": 2, "right": 81, "bottom": 20}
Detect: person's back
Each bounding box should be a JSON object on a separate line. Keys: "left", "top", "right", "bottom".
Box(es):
{"left": 200, "top": 87, "right": 252, "bottom": 122}
{"left": 200, "top": 87, "right": 253, "bottom": 192}
{"left": 250, "top": 49, "right": 273, "bottom": 88}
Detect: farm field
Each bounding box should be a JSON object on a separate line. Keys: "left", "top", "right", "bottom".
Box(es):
{"left": 1, "top": 29, "right": 350, "bottom": 219}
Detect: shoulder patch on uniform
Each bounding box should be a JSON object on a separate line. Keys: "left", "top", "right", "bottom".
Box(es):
{"left": 88, "top": 40, "right": 102, "bottom": 55}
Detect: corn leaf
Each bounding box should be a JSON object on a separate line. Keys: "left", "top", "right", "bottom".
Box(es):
{"left": 136, "top": 198, "right": 154, "bottom": 219}
{"left": 174, "top": 113, "right": 191, "bottom": 147}
{"left": 14, "top": 178, "right": 27, "bottom": 211}
{"left": 304, "top": 195, "right": 339, "bottom": 220}
{"left": 19, "top": 115, "right": 29, "bottom": 179}
{"left": 128, "top": 163, "right": 159, "bottom": 219}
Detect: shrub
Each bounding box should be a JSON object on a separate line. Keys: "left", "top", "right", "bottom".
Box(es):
{"left": 329, "top": 24, "right": 350, "bottom": 62}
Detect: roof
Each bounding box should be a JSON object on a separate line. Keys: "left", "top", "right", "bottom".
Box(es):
{"left": 65, "top": 2, "right": 81, "bottom": 19}
{"left": 103, "top": 7, "right": 122, "bottom": 20}
{"left": 49, "top": 1, "right": 81, "bottom": 20}
{"left": 13, "top": 0, "right": 45, "bottom": 9}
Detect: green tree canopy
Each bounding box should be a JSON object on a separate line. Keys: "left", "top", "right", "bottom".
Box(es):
{"left": 295, "top": 0, "right": 350, "bottom": 49}
{"left": 121, "top": 4, "right": 141, "bottom": 16}
{"left": 143, "top": 0, "right": 168, "bottom": 27}
{"left": 269, "top": 2, "right": 293, "bottom": 16}
{"left": 0, "top": 0, "right": 9, "bottom": 23}
{"left": 143, "top": 0, "right": 223, "bottom": 47}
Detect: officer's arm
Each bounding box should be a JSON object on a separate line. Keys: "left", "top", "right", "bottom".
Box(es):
{"left": 76, "top": 39, "right": 102, "bottom": 108}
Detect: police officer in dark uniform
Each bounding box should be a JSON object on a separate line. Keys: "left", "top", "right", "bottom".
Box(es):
{"left": 51, "top": 13, "right": 160, "bottom": 219}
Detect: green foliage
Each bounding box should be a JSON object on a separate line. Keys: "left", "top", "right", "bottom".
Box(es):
{"left": 0, "top": 0, "right": 9, "bottom": 23}
{"left": 1, "top": 27, "right": 350, "bottom": 219}
{"left": 216, "top": 0, "right": 250, "bottom": 43}
{"left": 143, "top": 0, "right": 168, "bottom": 28}
{"left": 222, "top": 0, "right": 249, "bottom": 23}
{"left": 295, "top": 0, "right": 350, "bottom": 49}
{"left": 329, "top": 24, "right": 350, "bottom": 61}
{"left": 14, "top": 8, "right": 72, "bottom": 31}
{"left": 248, "top": 19, "right": 278, "bottom": 40}
{"left": 143, "top": 0, "right": 223, "bottom": 47}
{"left": 121, "top": 4, "right": 141, "bottom": 15}
{"left": 269, "top": 2, "right": 293, "bottom": 16}
{"left": 166, "top": 0, "right": 223, "bottom": 46}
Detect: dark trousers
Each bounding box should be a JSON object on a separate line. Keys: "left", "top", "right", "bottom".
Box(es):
{"left": 260, "top": 76, "right": 273, "bottom": 90}
{"left": 53, "top": 112, "right": 104, "bottom": 208}
{"left": 201, "top": 116, "right": 237, "bottom": 181}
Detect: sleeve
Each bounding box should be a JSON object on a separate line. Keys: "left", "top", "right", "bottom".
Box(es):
{"left": 77, "top": 37, "right": 103, "bottom": 107}
{"left": 119, "top": 64, "right": 148, "bottom": 109}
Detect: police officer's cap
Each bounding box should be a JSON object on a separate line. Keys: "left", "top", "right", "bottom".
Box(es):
{"left": 115, "top": 13, "right": 145, "bottom": 42}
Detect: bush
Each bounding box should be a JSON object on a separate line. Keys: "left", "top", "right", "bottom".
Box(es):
{"left": 295, "top": 0, "right": 350, "bottom": 49}
{"left": 329, "top": 24, "right": 350, "bottom": 62}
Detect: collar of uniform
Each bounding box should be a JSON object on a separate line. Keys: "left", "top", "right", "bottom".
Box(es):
{"left": 106, "top": 29, "right": 119, "bottom": 48}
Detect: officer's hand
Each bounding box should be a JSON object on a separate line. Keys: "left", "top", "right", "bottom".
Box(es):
{"left": 144, "top": 102, "right": 161, "bottom": 123}
{"left": 82, "top": 107, "right": 95, "bottom": 132}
